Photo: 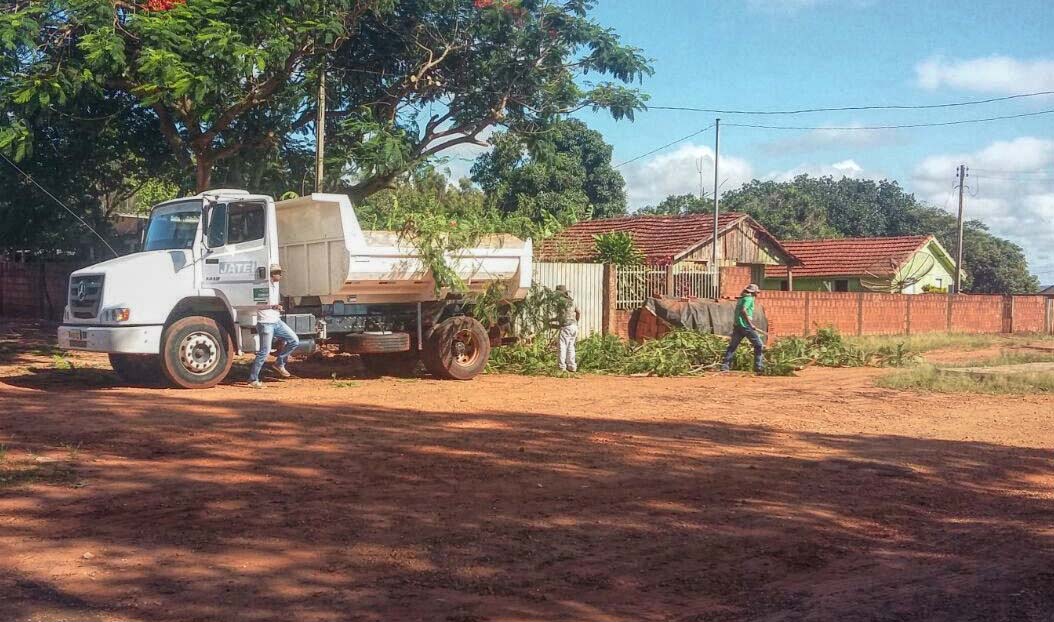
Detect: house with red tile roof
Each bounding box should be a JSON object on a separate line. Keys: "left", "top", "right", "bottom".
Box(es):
{"left": 764, "top": 235, "right": 959, "bottom": 294}
{"left": 536, "top": 212, "right": 801, "bottom": 284}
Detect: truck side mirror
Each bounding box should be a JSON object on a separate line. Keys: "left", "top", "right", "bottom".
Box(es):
{"left": 204, "top": 203, "right": 228, "bottom": 248}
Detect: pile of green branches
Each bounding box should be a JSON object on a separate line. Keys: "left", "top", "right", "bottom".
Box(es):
{"left": 487, "top": 327, "right": 916, "bottom": 377}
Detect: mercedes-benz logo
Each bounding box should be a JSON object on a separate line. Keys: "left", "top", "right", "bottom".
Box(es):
{"left": 75, "top": 282, "right": 88, "bottom": 302}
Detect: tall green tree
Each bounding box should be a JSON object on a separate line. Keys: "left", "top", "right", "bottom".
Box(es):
{"left": 1, "top": 0, "right": 650, "bottom": 196}
{"left": 638, "top": 193, "right": 710, "bottom": 216}
{"left": 471, "top": 118, "right": 627, "bottom": 225}
{"left": 721, "top": 175, "right": 1039, "bottom": 294}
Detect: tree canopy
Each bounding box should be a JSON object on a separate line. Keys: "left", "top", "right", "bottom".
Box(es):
{"left": 719, "top": 175, "right": 1038, "bottom": 294}
{"left": 1, "top": 0, "right": 651, "bottom": 197}
{"left": 638, "top": 193, "right": 709, "bottom": 216}
{"left": 470, "top": 118, "right": 627, "bottom": 226}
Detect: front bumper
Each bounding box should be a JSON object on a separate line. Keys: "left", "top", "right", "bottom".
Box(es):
{"left": 58, "top": 325, "right": 163, "bottom": 355}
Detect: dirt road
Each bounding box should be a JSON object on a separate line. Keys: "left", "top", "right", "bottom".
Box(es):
{"left": 2, "top": 321, "right": 1053, "bottom": 621}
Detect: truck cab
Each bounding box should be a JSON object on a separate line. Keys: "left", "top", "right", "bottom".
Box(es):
{"left": 58, "top": 190, "right": 288, "bottom": 388}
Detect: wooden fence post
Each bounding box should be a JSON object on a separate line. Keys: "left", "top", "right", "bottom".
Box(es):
{"left": 38, "top": 263, "right": 47, "bottom": 319}
{"left": 0, "top": 261, "right": 5, "bottom": 317}
{"left": 945, "top": 294, "right": 953, "bottom": 332}
{"left": 602, "top": 264, "right": 615, "bottom": 336}
{"left": 1005, "top": 295, "right": 1014, "bottom": 334}
{"left": 664, "top": 264, "right": 675, "bottom": 298}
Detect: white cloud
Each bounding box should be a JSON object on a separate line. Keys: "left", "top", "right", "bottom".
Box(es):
{"left": 763, "top": 158, "right": 876, "bottom": 182}
{"left": 915, "top": 55, "right": 1054, "bottom": 94}
{"left": 762, "top": 126, "right": 904, "bottom": 155}
{"left": 620, "top": 143, "right": 754, "bottom": 210}
{"left": 913, "top": 137, "right": 1054, "bottom": 283}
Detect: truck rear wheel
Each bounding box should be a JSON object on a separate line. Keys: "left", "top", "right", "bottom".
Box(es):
{"left": 108, "top": 353, "right": 162, "bottom": 386}
{"left": 360, "top": 352, "right": 420, "bottom": 377}
{"left": 159, "top": 316, "right": 233, "bottom": 389}
{"left": 423, "top": 316, "right": 490, "bottom": 380}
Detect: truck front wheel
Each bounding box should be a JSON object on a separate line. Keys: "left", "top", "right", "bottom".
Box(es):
{"left": 108, "top": 354, "right": 162, "bottom": 386}
{"left": 423, "top": 316, "right": 490, "bottom": 380}
{"left": 159, "top": 316, "right": 233, "bottom": 389}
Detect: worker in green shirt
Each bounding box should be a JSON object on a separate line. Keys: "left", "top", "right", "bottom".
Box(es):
{"left": 721, "top": 283, "right": 765, "bottom": 373}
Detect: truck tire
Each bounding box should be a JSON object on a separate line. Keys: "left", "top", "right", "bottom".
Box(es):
{"left": 159, "top": 316, "right": 233, "bottom": 389}
{"left": 343, "top": 332, "right": 411, "bottom": 355}
{"left": 108, "top": 353, "right": 162, "bottom": 386}
{"left": 423, "top": 316, "right": 490, "bottom": 380}
{"left": 360, "top": 352, "right": 420, "bottom": 377}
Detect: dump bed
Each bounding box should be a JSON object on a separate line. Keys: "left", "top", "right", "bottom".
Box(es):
{"left": 275, "top": 193, "right": 532, "bottom": 304}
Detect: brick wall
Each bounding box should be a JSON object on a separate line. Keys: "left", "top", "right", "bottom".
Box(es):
{"left": 607, "top": 282, "right": 1054, "bottom": 340}
{"left": 1012, "top": 296, "right": 1047, "bottom": 333}
{"left": 908, "top": 294, "right": 947, "bottom": 333}
{"left": 0, "top": 261, "right": 79, "bottom": 321}
{"left": 719, "top": 266, "right": 752, "bottom": 299}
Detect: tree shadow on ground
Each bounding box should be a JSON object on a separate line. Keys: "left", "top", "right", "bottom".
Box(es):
{"left": 2, "top": 378, "right": 1053, "bottom": 622}
{"left": 1, "top": 319, "right": 1054, "bottom": 621}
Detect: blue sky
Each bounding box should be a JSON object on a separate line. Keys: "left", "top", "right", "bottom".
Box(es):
{"left": 454, "top": 0, "right": 1054, "bottom": 283}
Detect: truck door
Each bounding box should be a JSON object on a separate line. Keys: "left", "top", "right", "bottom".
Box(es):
{"left": 202, "top": 200, "right": 271, "bottom": 315}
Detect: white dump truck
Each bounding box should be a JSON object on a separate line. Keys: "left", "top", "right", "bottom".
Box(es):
{"left": 57, "top": 190, "right": 532, "bottom": 388}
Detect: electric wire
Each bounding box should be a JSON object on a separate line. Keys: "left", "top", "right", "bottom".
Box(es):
{"left": 0, "top": 151, "right": 120, "bottom": 258}
{"left": 648, "top": 90, "right": 1054, "bottom": 115}
{"left": 723, "top": 108, "right": 1054, "bottom": 131}
{"left": 613, "top": 123, "right": 714, "bottom": 168}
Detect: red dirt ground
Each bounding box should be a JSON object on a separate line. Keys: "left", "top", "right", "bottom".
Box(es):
{"left": 2, "top": 319, "right": 1053, "bottom": 622}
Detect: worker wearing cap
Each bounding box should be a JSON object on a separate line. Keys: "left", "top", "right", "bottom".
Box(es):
{"left": 721, "top": 283, "right": 764, "bottom": 373}
{"left": 553, "top": 285, "right": 580, "bottom": 373}
{"left": 249, "top": 264, "right": 300, "bottom": 388}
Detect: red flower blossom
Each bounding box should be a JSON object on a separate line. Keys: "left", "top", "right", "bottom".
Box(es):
{"left": 143, "top": 0, "right": 185, "bottom": 12}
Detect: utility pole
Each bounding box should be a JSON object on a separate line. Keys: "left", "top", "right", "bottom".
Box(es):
{"left": 712, "top": 118, "right": 721, "bottom": 300}
{"left": 314, "top": 63, "right": 326, "bottom": 193}
{"left": 954, "top": 163, "right": 967, "bottom": 294}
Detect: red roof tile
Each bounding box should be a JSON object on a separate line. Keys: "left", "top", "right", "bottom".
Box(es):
{"left": 766, "top": 235, "right": 936, "bottom": 279}
{"left": 536, "top": 212, "right": 783, "bottom": 264}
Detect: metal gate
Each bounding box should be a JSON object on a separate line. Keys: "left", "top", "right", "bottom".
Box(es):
{"left": 533, "top": 262, "right": 604, "bottom": 338}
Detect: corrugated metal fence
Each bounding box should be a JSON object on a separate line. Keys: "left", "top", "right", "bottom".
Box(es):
{"left": 533, "top": 262, "right": 604, "bottom": 338}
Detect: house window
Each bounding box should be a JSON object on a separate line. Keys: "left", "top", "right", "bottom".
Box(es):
{"left": 834, "top": 279, "right": 850, "bottom": 292}
{"left": 780, "top": 280, "right": 789, "bottom": 291}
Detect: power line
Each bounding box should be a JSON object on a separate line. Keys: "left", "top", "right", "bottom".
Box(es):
{"left": 648, "top": 90, "right": 1054, "bottom": 115}
{"left": 724, "top": 108, "right": 1054, "bottom": 131}
{"left": 0, "top": 151, "right": 120, "bottom": 258}
{"left": 613, "top": 123, "right": 714, "bottom": 168}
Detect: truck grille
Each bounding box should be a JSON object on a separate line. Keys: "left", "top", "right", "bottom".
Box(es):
{"left": 69, "top": 275, "right": 104, "bottom": 319}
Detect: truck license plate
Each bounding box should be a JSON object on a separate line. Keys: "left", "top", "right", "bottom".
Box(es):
{"left": 69, "top": 329, "right": 87, "bottom": 341}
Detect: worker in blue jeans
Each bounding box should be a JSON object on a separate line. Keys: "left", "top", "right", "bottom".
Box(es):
{"left": 249, "top": 265, "right": 300, "bottom": 388}
{"left": 721, "top": 283, "right": 765, "bottom": 373}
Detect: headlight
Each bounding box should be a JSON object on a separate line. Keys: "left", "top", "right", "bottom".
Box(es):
{"left": 103, "top": 308, "right": 131, "bottom": 322}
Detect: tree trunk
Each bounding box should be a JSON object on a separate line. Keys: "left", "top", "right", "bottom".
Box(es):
{"left": 195, "top": 159, "right": 214, "bottom": 193}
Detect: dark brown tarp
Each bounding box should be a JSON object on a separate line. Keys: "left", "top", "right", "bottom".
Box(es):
{"left": 641, "top": 297, "right": 769, "bottom": 339}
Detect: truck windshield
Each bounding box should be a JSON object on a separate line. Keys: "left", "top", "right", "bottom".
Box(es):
{"left": 144, "top": 202, "right": 202, "bottom": 251}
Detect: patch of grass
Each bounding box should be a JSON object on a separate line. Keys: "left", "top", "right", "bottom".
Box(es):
{"left": 63, "top": 442, "right": 82, "bottom": 462}
{"left": 0, "top": 444, "right": 7, "bottom": 463}
{"left": 942, "top": 350, "right": 1054, "bottom": 368}
{"left": 51, "top": 354, "right": 72, "bottom": 370}
{"left": 330, "top": 373, "right": 360, "bottom": 389}
{"left": 878, "top": 364, "right": 1054, "bottom": 395}
{"left": 0, "top": 453, "right": 80, "bottom": 489}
